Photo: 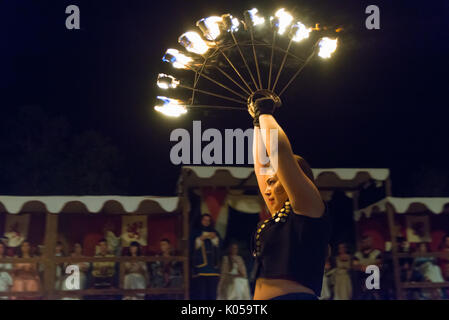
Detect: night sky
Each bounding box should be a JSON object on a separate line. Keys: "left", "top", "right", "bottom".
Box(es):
{"left": 1, "top": 0, "right": 448, "bottom": 196}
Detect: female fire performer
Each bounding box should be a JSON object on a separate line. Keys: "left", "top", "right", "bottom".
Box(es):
{"left": 248, "top": 92, "right": 331, "bottom": 300}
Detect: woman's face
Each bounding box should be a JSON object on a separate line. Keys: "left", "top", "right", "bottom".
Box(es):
{"left": 230, "top": 244, "right": 238, "bottom": 256}
{"left": 338, "top": 244, "right": 347, "bottom": 254}
{"left": 160, "top": 241, "right": 171, "bottom": 254}
{"left": 419, "top": 243, "right": 428, "bottom": 253}
{"left": 55, "top": 244, "right": 63, "bottom": 254}
{"left": 21, "top": 241, "right": 30, "bottom": 254}
{"left": 264, "top": 175, "right": 288, "bottom": 214}
{"left": 74, "top": 243, "right": 82, "bottom": 255}
{"left": 130, "top": 245, "right": 139, "bottom": 255}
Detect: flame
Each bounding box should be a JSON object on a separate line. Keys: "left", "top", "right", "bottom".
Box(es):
{"left": 318, "top": 37, "right": 338, "bottom": 59}
{"left": 162, "top": 49, "right": 193, "bottom": 69}
{"left": 291, "top": 22, "right": 310, "bottom": 42}
{"left": 231, "top": 17, "right": 240, "bottom": 32}
{"left": 197, "top": 16, "right": 222, "bottom": 40}
{"left": 154, "top": 96, "right": 187, "bottom": 117}
{"left": 157, "top": 74, "right": 180, "bottom": 89}
{"left": 179, "top": 31, "right": 209, "bottom": 55}
{"left": 273, "top": 8, "right": 293, "bottom": 35}
{"left": 247, "top": 8, "right": 265, "bottom": 26}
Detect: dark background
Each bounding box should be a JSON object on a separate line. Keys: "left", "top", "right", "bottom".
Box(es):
{"left": 1, "top": 0, "right": 448, "bottom": 196}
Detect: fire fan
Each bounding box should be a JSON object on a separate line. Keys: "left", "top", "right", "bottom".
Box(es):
{"left": 154, "top": 8, "right": 339, "bottom": 117}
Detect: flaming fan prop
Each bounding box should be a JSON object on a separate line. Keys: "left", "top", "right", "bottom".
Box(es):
{"left": 154, "top": 8, "right": 339, "bottom": 117}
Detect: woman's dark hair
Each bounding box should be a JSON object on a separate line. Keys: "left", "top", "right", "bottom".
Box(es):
{"left": 294, "top": 155, "right": 314, "bottom": 183}
{"left": 129, "top": 241, "right": 142, "bottom": 256}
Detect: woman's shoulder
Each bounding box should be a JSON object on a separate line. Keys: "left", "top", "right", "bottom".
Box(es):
{"left": 291, "top": 201, "right": 328, "bottom": 219}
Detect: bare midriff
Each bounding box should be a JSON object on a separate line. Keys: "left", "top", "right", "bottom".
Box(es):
{"left": 253, "top": 278, "right": 315, "bottom": 300}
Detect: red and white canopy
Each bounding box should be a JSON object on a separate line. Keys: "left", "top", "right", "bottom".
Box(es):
{"left": 354, "top": 197, "right": 449, "bottom": 221}
{"left": 0, "top": 196, "right": 181, "bottom": 214}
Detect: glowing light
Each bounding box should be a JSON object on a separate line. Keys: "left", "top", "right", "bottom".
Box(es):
{"left": 162, "top": 49, "right": 193, "bottom": 69}
{"left": 246, "top": 8, "right": 265, "bottom": 26}
{"left": 318, "top": 37, "right": 338, "bottom": 59}
{"left": 197, "top": 16, "right": 222, "bottom": 40}
{"left": 178, "top": 31, "right": 209, "bottom": 55}
{"left": 231, "top": 18, "right": 240, "bottom": 31}
{"left": 221, "top": 14, "right": 240, "bottom": 32}
{"left": 290, "top": 22, "right": 310, "bottom": 42}
{"left": 154, "top": 96, "right": 187, "bottom": 117}
{"left": 157, "top": 74, "right": 180, "bottom": 89}
{"left": 272, "top": 8, "right": 293, "bottom": 35}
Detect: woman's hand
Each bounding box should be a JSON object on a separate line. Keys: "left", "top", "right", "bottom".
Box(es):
{"left": 248, "top": 91, "right": 280, "bottom": 126}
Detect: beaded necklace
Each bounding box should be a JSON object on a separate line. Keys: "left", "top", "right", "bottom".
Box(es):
{"left": 252, "top": 200, "right": 292, "bottom": 258}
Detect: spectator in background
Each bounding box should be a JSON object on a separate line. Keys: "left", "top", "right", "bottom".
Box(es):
{"left": 396, "top": 237, "right": 421, "bottom": 299}
{"left": 91, "top": 239, "right": 116, "bottom": 289}
{"left": 217, "top": 243, "right": 251, "bottom": 300}
{"left": 61, "top": 242, "right": 90, "bottom": 297}
{"left": 398, "top": 237, "right": 413, "bottom": 281}
{"left": 352, "top": 235, "right": 382, "bottom": 300}
{"left": 191, "top": 214, "right": 221, "bottom": 300}
{"left": 103, "top": 222, "right": 121, "bottom": 257}
{"left": 320, "top": 256, "right": 334, "bottom": 300}
{"left": 333, "top": 243, "right": 352, "bottom": 300}
{"left": 413, "top": 242, "right": 445, "bottom": 299}
{"left": 11, "top": 241, "right": 41, "bottom": 299}
{"left": 149, "top": 239, "right": 182, "bottom": 289}
{"left": 0, "top": 243, "right": 13, "bottom": 299}
{"left": 123, "top": 241, "right": 147, "bottom": 300}
{"left": 438, "top": 235, "right": 449, "bottom": 281}
{"left": 54, "top": 241, "right": 65, "bottom": 290}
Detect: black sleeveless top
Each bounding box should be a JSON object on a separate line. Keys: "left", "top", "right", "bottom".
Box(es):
{"left": 251, "top": 200, "right": 331, "bottom": 296}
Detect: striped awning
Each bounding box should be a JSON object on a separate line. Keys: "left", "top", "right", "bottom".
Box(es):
{"left": 0, "top": 196, "right": 181, "bottom": 214}
{"left": 354, "top": 197, "right": 449, "bottom": 221}
{"left": 180, "top": 166, "right": 390, "bottom": 190}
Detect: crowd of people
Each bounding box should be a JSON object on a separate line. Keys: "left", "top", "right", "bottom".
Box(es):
{"left": 320, "top": 235, "right": 449, "bottom": 300}
{"left": 2, "top": 215, "right": 449, "bottom": 300}
{"left": 191, "top": 214, "right": 449, "bottom": 301}
{"left": 0, "top": 237, "right": 183, "bottom": 300}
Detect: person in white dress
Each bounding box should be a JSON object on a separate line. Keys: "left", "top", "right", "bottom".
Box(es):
{"left": 217, "top": 243, "right": 251, "bottom": 300}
